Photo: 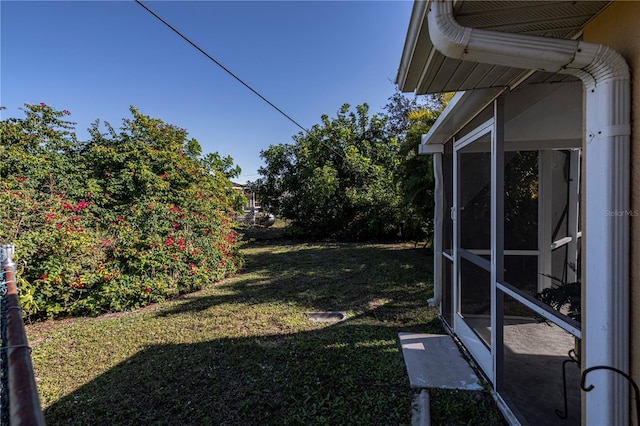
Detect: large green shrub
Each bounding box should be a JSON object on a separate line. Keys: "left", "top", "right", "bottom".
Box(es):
{"left": 0, "top": 104, "right": 244, "bottom": 318}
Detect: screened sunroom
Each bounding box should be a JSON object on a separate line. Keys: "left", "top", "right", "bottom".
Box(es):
{"left": 397, "top": 1, "right": 631, "bottom": 425}
{"left": 425, "top": 79, "right": 584, "bottom": 424}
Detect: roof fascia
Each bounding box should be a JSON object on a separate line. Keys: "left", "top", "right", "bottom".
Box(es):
{"left": 419, "top": 87, "right": 504, "bottom": 151}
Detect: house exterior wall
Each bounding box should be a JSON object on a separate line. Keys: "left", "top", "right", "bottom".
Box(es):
{"left": 583, "top": 2, "right": 640, "bottom": 423}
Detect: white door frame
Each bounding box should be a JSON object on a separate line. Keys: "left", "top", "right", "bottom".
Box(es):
{"left": 453, "top": 118, "right": 495, "bottom": 380}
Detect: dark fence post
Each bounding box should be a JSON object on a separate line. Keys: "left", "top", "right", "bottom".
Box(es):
{"left": 1, "top": 247, "right": 8, "bottom": 425}
{"left": 1, "top": 245, "right": 45, "bottom": 425}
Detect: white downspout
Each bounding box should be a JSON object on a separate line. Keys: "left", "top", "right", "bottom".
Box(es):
{"left": 427, "top": 1, "right": 630, "bottom": 425}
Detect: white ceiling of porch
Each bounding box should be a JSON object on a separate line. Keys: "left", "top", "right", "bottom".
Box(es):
{"left": 397, "top": 0, "right": 612, "bottom": 94}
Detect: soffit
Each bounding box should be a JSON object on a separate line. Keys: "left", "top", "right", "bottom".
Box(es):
{"left": 397, "top": 1, "right": 611, "bottom": 94}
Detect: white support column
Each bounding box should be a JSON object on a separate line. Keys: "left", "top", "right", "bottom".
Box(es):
{"left": 538, "top": 150, "right": 553, "bottom": 291}
{"left": 429, "top": 151, "right": 444, "bottom": 307}
{"left": 452, "top": 139, "right": 460, "bottom": 318}
{"left": 566, "top": 149, "right": 581, "bottom": 283}
{"left": 491, "top": 97, "right": 505, "bottom": 391}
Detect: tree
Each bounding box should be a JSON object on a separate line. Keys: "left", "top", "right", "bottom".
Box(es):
{"left": 394, "top": 109, "right": 440, "bottom": 243}
{"left": 384, "top": 88, "right": 449, "bottom": 139}
{"left": 255, "top": 103, "right": 404, "bottom": 240}
{"left": 1, "top": 103, "right": 90, "bottom": 314}
{"left": 384, "top": 90, "right": 451, "bottom": 244}
{"left": 0, "top": 104, "right": 243, "bottom": 318}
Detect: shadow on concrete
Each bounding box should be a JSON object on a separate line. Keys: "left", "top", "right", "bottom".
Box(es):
{"left": 466, "top": 315, "right": 581, "bottom": 425}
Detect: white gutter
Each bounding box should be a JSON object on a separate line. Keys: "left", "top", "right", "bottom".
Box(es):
{"left": 427, "top": 1, "right": 630, "bottom": 425}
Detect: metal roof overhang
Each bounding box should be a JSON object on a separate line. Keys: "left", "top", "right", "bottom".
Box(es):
{"left": 396, "top": 1, "right": 611, "bottom": 95}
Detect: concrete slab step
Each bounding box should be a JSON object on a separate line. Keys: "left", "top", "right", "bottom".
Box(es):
{"left": 398, "top": 332, "right": 483, "bottom": 391}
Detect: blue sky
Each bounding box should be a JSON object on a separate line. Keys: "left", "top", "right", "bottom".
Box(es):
{"left": 1, "top": 0, "right": 414, "bottom": 183}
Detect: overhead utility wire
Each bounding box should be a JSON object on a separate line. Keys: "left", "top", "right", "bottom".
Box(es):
{"left": 135, "top": 0, "right": 309, "bottom": 134}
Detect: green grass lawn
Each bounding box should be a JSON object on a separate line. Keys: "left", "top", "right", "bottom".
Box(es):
{"left": 27, "top": 226, "right": 503, "bottom": 425}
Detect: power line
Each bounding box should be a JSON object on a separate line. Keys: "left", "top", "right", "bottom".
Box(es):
{"left": 134, "top": 0, "right": 309, "bottom": 134}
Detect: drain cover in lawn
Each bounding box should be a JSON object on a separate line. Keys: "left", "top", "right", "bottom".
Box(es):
{"left": 305, "top": 311, "right": 347, "bottom": 322}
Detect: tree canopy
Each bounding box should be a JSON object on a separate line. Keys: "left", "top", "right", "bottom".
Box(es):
{"left": 256, "top": 103, "right": 403, "bottom": 240}
{"left": 253, "top": 92, "right": 442, "bottom": 240}
{"left": 254, "top": 94, "right": 448, "bottom": 241}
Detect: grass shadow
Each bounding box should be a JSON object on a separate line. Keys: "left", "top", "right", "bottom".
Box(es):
{"left": 159, "top": 240, "right": 434, "bottom": 322}
{"left": 32, "top": 231, "right": 503, "bottom": 425}
{"left": 42, "top": 319, "right": 419, "bottom": 425}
